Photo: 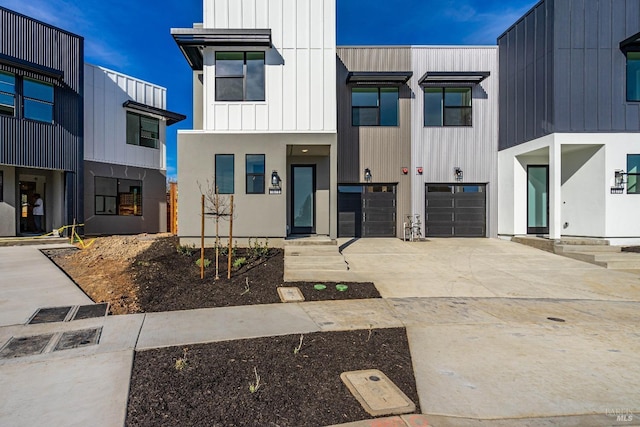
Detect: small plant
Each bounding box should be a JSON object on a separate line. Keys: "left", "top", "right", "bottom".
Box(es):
{"left": 293, "top": 334, "right": 304, "bottom": 355}
{"left": 248, "top": 238, "right": 270, "bottom": 258}
{"left": 176, "top": 244, "right": 196, "bottom": 257}
{"left": 175, "top": 347, "right": 189, "bottom": 371}
{"left": 233, "top": 257, "right": 247, "bottom": 269}
{"left": 195, "top": 258, "right": 212, "bottom": 268}
{"left": 240, "top": 277, "right": 250, "bottom": 296}
{"left": 136, "top": 260, "right": 150, "bottom": 267}
{"left": 248, "top": 366, "right": 262, "bottom": 393}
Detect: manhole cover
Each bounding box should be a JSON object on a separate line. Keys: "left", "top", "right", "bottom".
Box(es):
{"left": 28, "top": 306, "right": 73, "bottom": 324}
{"left": 0, "top": 334, "right": 54, "bottom": 359}
{"left": 277, "top": 287, "right": 305, "bottom": 303}
{"left": 340, "top": 369, "right": 416, "bottom": 416}
{"left": 53, "top": 328, "right": 102, "bottom": 351}
{"left": 72, "top": 303, "right": 109, "bottom": 320}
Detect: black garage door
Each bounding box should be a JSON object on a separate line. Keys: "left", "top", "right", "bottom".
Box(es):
{"left": 425, "top": 184, "right": 486, "bottom": 237}
{"left": 338, "top": 184, "right": 396, "bottom": 237}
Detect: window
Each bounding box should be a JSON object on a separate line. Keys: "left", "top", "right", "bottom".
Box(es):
{"left": 424, "top": 87, "right": 472, "bottom": 126}
{"left": 246, "top": 154, "right": 265, "bottom": 194}
{"left": 0, "top": 71, "right": 15, "bottom": 116}
{"left": 23, "top": 78, "right": 54, "bottom": 123}
{"left": 628, "top": 154, "right": 640, "bottom": 194}
{"left": 627, "top": 52, "right": 640, "bottom": 102}
{"left": 95, "top": 177, "right": 142, "bottom": 216}
{"left": 352, "top": 87, "right": 398, "bottom": 126}
{"left": 215, "top": 154, "right": 234, "bottom": 194}
{"left": 215, "top": 52, "right": 265, "bottom": 101}
{"left": 127, "top": 112, "right": 159, "bottom": 148}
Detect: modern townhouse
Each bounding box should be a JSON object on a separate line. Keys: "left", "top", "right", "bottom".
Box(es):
{"left": 498, "top": 0, "right": 640, "bottom": 244}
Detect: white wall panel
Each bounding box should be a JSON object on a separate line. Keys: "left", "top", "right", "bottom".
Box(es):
{"left": 282, "top": 0, "right": 296, "bottom": 48}
{"left": 296, "top": 49, "right": 310, "bottom": 130}
{"left": 214, "top": 104, "right": 229, "bottom": 130}
{"left": 242, "top": 104, "right": 257, "bottom": 130}
{"left": 323, "top": 48, "right": 336, "bottom": 131}
{"left": 229, "top": 104, "right": 243, "bottom": 130}
{"left": 243, "top": 0, "right": 256, "bottom": 27}
{"left": 256, "top": 104, "right": 269, "bottom": 130}
{"left": 310, "top": 49, "right": 324, "bottom": 130}
{"left": 282, "top": 49, "right": 297, "bottom": 130}
{"left": 310, "top": 0, "right": 323, "bottom": 49}
{"left": 267, "top": 49, "right": 283, "bottom": 129}
{"left": 323, "top": 0, "right": 335, "bottom": 48}
{"left": 228, "top": 0, "right": 242, "bottom": 28}
{"left": 211, "top": 0, "right": 228, "bottom": 28}
{"left": 296, "top": 0, "right": 310, "bottom": 48}
{"left": 268, "top": 0, "right": 283, "bottom": 47}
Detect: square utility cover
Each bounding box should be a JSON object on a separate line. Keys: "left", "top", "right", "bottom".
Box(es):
{"left": 0, "top": 334, "right": 54, "bottom": 359}
{"left": 340, "top": 369, "right": 416, "bottom": 416}
{"left": 72, "top": 303, "right": 109, "bottom": 320}
{"left": 28, "top": 306, "right": 73, "bottom": 324}
{"left": 54, "top": 328, "right": 102, "bottom": 351}
{"left": 277, "top": 287, "right": 305, "bottom": 303}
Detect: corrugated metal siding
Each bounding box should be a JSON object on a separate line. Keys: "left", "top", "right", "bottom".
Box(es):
{"left": 336, "top": 47, "right": 412, "bottom": 238}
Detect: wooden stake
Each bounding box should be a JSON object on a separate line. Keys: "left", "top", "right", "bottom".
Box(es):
{"left": 215, "top": 187, "right": 220, "bottom": 280}
{"left": 227, "top": 195, "right": 234, "bottom": 279}
{"left": 200, "top": 194, "right": 205, "bottom": 280}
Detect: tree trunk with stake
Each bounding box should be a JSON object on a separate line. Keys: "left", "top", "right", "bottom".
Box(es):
{"left": 200, "top": 194, "right": 205, "bottom": 279}
{"left": 227, "top": 195, "right": 234, "bottom": 279}
{"left": 215, "top": 187, "right": 220, "bottom": 280}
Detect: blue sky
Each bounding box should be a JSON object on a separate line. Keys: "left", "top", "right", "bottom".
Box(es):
{"left": 2, "top": 0, "right": 537, "bottom": 179}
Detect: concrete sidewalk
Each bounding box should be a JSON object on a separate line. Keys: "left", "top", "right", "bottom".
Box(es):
{"left": 1, "top": 241, "right": 639, "bottom": 427}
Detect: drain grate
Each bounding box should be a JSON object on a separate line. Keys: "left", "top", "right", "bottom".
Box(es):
{"left": 0, "top": 334, "right": 54, "bottom": 358}
{"left": 28, "top": 306, "right": 73, "bottom": 324}
{"left": 72, "top": 303, "right": 109, "bottom": 320}
{"left": 54, "top": 328, "right": 102, "bottom": 351}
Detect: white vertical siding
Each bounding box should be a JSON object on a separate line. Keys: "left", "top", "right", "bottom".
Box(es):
{"left": 83, "top": 63, "right": 167, "bottom": 170}
{"left": 202, "top": 0, "right": 336, "bottom": 133}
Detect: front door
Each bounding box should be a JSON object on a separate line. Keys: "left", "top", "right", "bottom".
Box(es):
{"left": 527, "top": 165, "right": 549, "bottom": 235}
{"left": 19, "top": 181, "right": 36, "bottom": 234}
{"left": 291, "top": 165, "right": 315, "bottom": 234}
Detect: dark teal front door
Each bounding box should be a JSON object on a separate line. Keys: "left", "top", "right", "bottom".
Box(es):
{"left": 527, "top": 165, "right": 549, "bottom": 235}
{"left": 291, "top": 165, "right": 315, "bottom": 234}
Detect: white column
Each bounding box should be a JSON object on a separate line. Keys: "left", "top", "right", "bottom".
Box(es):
{"left": 549, "top": 139, "right": 562, "bottom": 239}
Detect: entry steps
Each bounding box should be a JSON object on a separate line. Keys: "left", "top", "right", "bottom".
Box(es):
{"left": 283, "top": 237, "right": 352, "bottom": 281}
{"left": 513, "top": 236, "right": 640, "bottom": 270}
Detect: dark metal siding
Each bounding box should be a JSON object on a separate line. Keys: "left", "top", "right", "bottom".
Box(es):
{"left": 499, "top": 0, "right": 640, "bottom": 151}
{"left": 0, "top": 7, "right": 84, "bottom": 224}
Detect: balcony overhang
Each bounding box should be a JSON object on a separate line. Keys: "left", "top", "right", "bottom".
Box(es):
{"left": 171, "top": 28, "right": 272, "bottom": 70}
{"left": 620, "top": 31, "right": 640, "bottom": 52}
{"left": 346, "top": 71, "right": 413, "bottom": 85}
{"left": 0, "top": 53, "right": 64, "bottom": 80}
{"left": 419, "top": 71, "right": 490, "bottom": 86}
{"left": 123, "top": 100, "right": 187, "bottom": 126}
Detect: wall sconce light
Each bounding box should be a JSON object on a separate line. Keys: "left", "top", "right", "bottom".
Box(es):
{"left": 269, "top": 170, "right": 282, "bottom": 194}
{"left": 364, "top": 168, "right": 372, "bottom": 183}
{"left": 614, "top": 169, "right": 627, "bottom": 187}
{"left": 402, "top": 167, "right": 408, "bottom": 175}
{"left": 416, "top": 167, "right": 423, "bottom": 175}
{"left": 454, "top": 167, "right": 463, "bottom": 181}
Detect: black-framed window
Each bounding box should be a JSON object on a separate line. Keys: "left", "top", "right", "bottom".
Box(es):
{"left": 23, "top": 78, "right": 54, "bottom": 123}
{"left": 627, "top": 52, "right": 640, "bottom": 102}
{"left": 95, "top": 177, "right": 142, "bottom": 216}
{"left": 126, "top": 112, "right": 159, "bottom": 149}
{"left": 424, "top": 87, "right": 472, "bottom": 126}
{"left": 0, "top": 71, "right": 15, "bottom": 116}
{"left": 215, "top": 154, "right": 235, "bottom": 194}
{"left": 352, "top": 87, "right": 398, "bottom": 126}
{"left": 628, "top": 154, "right": 640, "bottom": 194}
{"left": 215, "top": 52, "right": 265, "bottom": 101}
{"left": 246, "top": 154, "right": 265, "bottom": 194}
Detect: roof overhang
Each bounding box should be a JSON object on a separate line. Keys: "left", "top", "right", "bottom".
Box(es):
{"left": 419, "top": 71, "right": 490, "bottom": 86}
{"left": 620, "top": 31, "right": 640, "bottom": 52}
{"left": 171, "top": 28, "right": 272, "bottom": 70}
{"left": 0, "top": 53, "right": 64, "bottom": 80}
{"left": 123, "top": 101, "right": 187, "bottom": 126}
{"left": 346, "top": 71, "right": 413, "bottom": 85}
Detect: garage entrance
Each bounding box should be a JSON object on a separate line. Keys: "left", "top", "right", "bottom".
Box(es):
{"left": 338, "top": 184, "right": 397, "bottom": 237}
{"left": 425, "top": 184, "right": 486, "bottom": 237}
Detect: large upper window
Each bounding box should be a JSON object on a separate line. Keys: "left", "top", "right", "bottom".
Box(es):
{"left": 246, "top": 154, "right": 265, "bottom": 194}
{"left": 424, "top": 87, "right": 472, "bottom": 127}
{"left": 351, "top": 87, "right": 398, "bottom": 126}
{"left": 23, "top": 78, "right": 54, "bottom": 123}
{"left": 215, "top": 52, "right": 265, "bottom": 101}
{"left": 127, "top": 112, "right": 159, "bottom": 149}
{"left": 627, "top": 52, "right": 640, "bottom": 102}
{"left": 0, "top": 71, "right": 15, "bottom": 116}
{"left": 215, "top": 154, "right": 235, "bottom": 194}
{"left": 628, "top": 154, "right": 640, "bottom": 194}
{"left": 95, "top": 177, "right": 142, "bottom": 216}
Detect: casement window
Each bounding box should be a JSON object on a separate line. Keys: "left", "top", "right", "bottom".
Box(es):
{"left": 215, "top": 52, "right": 265, "bottom": 101}
{"left": 95, "top": 177, "right": 142, "bottom": 216}
{"left": 23, "top": 78, "right": 54, "bottom": 123}
{"left": 215, "top": 154, "right": 235, "bottom": 194}
{"left": 246, "top": 154, "right": 265, "bottom": 194}
{"left": 0, "top": 71, "right": 15, "bottom": 116}
{"left": 351, "top": 87, "right": 399, "bottom": 126}
{"left": 627, "top": 52, "right": 640, "bottom": 102}
{"left": 628, "top": 154, "right": 640, "bottom": 194}
{"left": 424, "top": 87, "right": 472, "bottom": 126}
{"left": 126, "top": 112, "right": 160, "bottom": 149}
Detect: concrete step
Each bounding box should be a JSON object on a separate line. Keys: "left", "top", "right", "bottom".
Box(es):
{"left": 0, "top": 237, "right": 69, "bottom": 247}
{"left": 555, "top": 245, "right": 621, "bottom": 254}
{"left": 284, "top": 270, "right": 367, "bottom": 282}
{"left": 561, "top": 251, "right": 640, "bottom": 269}
{"left": 285, "top": 246, "right": 341, "bottom": 255}
{"left": 557, "top": 237, "right": 610, "bottom": 246}
{"left": 284, "top": 238, "right": 336, "bottom": 246}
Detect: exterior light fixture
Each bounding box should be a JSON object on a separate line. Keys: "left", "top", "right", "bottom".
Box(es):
{"left": 301, "top": 149, "right": 309, "bottom": 153}
{"left": 402, "top": 167, "right": 408, "bottom": 174}
{"left": 614, "top": 170, "right": 627, "bottom": 187}
{"left": 454, "top": 167, "right": 463, "bottom": 181}
{"left": 364, "top": 168, "right": 372, "bottom": 182}
{"left": 416, "top": 167, "right": 423, "bottom": 175}
{"left": 269, "top": 170, "right": 282, "bottom": 195}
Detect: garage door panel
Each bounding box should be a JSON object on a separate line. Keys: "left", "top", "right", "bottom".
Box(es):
{"left": 339, "top": 185, "right": 396, "bottom": 237}
{"left": 425, "top": 225, "right": 454, "bottom": 237}
{"left": 425, "top": 184, "right": 486, "bottom": 237}
{"left": 426, "top": 198, "right": 454, "bottom": 208}
{"left": 454, "top": 227, "right": 486, "bottom": 237}
{"left": 426, "top": 212, "right": 454, "bottom": 222}
{"left": 363, "top": 223, "right": 396, "bottom": 237}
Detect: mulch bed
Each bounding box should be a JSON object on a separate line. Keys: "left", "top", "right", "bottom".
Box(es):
{"left": 132, "top": 237, "right": 380, "bottom": 313}
{"left": 126, "top": 328, "right": 420, "bottom": 427}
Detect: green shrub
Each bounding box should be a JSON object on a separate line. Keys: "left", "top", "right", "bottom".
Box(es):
{"left": 176, "top": 244, "right": 196, "bottom": 257}
{"left": 195, "top": 258, "right": 212, "bottom": 268}
{"left": 233, "top": 257, "right": 247, "bottom": 268}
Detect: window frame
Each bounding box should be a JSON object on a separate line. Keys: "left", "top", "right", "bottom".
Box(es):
{"left": 126, "top": 111, "right": 160, "bottom": 149}
{"left": 627, "top": 154, "right": 640, "bottom": 194}
{"left": 215, "top": 154, "right": 235, "bottom": 194}
{"left": 0, "top": 71, "right": 16, "bottom": 117}
{"left": 215, "top": 51, "right": 265, "bottom": 102}
{"left": 626, "top": 51, "right": 640, "bottom": 102}
{"left": 351, "top": 86, "right": 399, "bottom": 127}
{"left": 424, "top": 86, "right": 473, "bottom": 127}
{"left": 94, "top": 176, "right": 143, "bottom": 216}
{"left": 245, "top": 154, "right": 265, "bottom": 194}
{"left": 23, "top": 77, "right": 54, "bottom": 123}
